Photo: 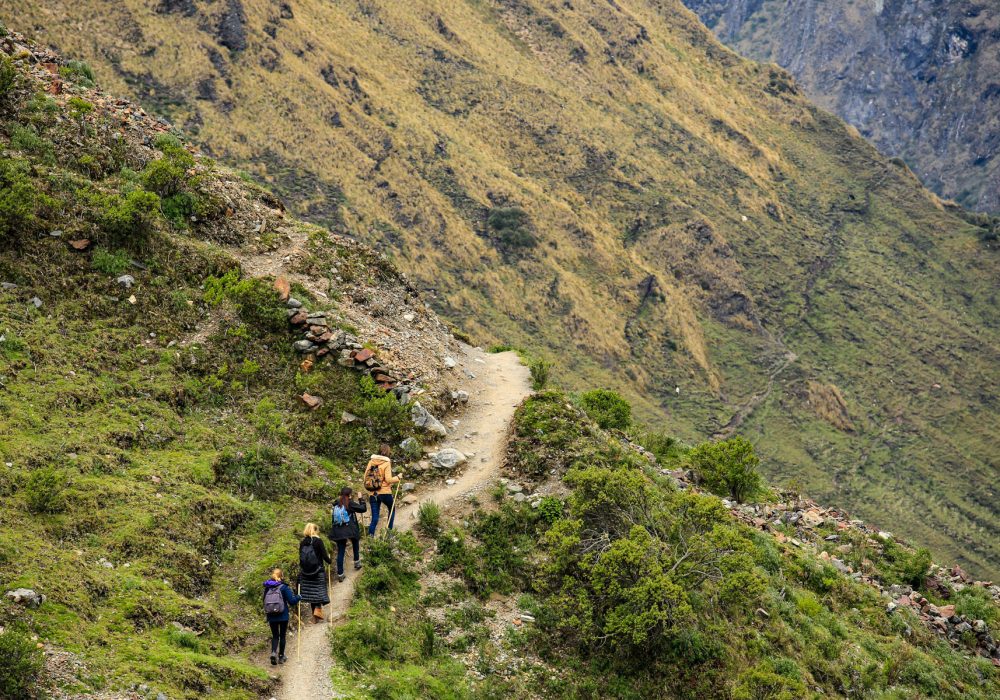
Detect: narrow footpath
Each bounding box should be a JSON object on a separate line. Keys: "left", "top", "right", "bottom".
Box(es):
{"left": 273, "top": 346, "right": 531, "bottom": 700}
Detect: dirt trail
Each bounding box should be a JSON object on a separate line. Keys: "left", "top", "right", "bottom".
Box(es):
{"left": 273, "top": 347, "right": 531, "bottom": 700}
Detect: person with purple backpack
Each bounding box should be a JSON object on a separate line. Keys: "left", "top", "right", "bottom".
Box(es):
{"left": 262, "top": 568, "right": 300, "bottom": 665}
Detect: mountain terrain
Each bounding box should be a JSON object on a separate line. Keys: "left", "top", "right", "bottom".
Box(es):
{"left": 1, "top": 23, "right": 1000, "bottom": 700}
{"left": 5, "top": 0, "right": 1000, "bottom": 582}
{"left": 682, "top": 0, "right": 1000, "bottom": 213}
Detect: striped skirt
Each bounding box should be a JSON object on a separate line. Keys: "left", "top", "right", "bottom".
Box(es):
{"left": 298, "top": 567, "right": 330, "bottom": 605}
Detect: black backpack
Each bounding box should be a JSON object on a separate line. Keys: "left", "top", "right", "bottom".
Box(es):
{"left": 300, "top": 539, "right": 321, "bottom": 575}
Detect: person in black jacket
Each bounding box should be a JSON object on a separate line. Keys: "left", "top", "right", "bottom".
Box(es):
{"left": 331, "top": 486, "right": 367, "bottom": 582}
{"left": 298, "top": 523, "right": 331, "bottom": 622}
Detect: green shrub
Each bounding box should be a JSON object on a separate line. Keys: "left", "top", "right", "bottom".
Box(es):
{"left": 0, "top": 156, "right": 47, "bottom": 240}
{"left": 59, "top": 59, "right": 95, "bottom": 88}
{"left": 98, "top": 189, "right": 160, "bottom": 245}
{"left": 881, "top": 540, "right": 932, "bottom": 589}
{"left": 537, "top": 496, "right": 563, "bottom": 524}
{"left": 91, "top": 247, "right": 131, "bottom": 276}
{"left": 212, "top": 447, "right": 289, "bottom": 499}
{"left": 578, "top": 389, "right": 632, "bottom": 431}
{"left": 161, "top": 191, "right": 199, "bottom": 228}
{"left": 954, "top": 587, "right": 1000, "bottom": 626}
{"left": 487, "top": 206, "right": 536, "bottom": 250}
{"left": 141, "top": 138, "right": 194, "bottom": 198}
{"left": 204, "top": 270, "right": 286, "bottom": 332}
{"left": 24, "top": 466, "right": 68, "bottom": 514}
{"left": 528, "top": 357, "right": 551, "bottom": 390}
{"left": 488, "top": 343, "right": 514, "bottom": 353}
{"left": 687, "top": 436, "right": 762, "bottom": 503}
{"left": 417, "top": 501, "right": 442, "bottom": 538}
{"left": 66, "top": 96, "right": 94, "bottom": 120}
{"left": 9, "top": 125, "right": 55, "bottom": 165}
{"left": 0, "top": 54, "right": 22, "bottom": 106}
{"left": 0, "top": 623, "right": 44, "bottom": 699}
{"left": 633, "top": 429, "right": 685, "bottom": 465}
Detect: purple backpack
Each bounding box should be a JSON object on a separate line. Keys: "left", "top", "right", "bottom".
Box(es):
{"left": 263, "top": 585, "right": 285, "bottom": 615}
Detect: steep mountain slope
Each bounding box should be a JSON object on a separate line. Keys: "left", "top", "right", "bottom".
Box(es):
{"left": 4, "top": 0, "right": 999, "bottom": 583}
{"left": 683, "top": 0, "right": 1000, "bottom": 212}
{"left": 0, "top": 31, "right": 472, "bottom": 698}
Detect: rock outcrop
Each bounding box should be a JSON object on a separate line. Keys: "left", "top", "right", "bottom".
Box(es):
{"left": 682, "top": 0, "right": 1000, "bottom": 211}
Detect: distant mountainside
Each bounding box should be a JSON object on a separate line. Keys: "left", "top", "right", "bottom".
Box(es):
{"left": 5, "top": 0, "right": 1000, "bottom": 580}
{"left": 682, "top": 0, "right": 1000, "bottom": 213}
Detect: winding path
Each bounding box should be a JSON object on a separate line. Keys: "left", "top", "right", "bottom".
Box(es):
{"left": 273, "top": 347, "right": 531, "bottom": 700}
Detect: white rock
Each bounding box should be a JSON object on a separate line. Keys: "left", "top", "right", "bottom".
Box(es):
{"left": 403, "top": 312, "right": 415, "bottom": 322}
{"left": 431, "top": 449, "right": 467, "bottom": 470}
{"left": 443, "top": 356, "right": 457, "bottom": 369}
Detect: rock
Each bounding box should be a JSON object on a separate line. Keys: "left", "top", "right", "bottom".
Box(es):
{"left": 354, "top": 348, "right": 374, "bottom": 363}
{"left": 973, "top": 619, "right": 988, "bottom": 633}
{"left": 341, "top": 411, "right": 358, "bottom": 424}
{"left": 0, "top": 282, "right": 17, "bottom": 290}
{"left": 289, "top": 311, "right": 308, "bottom": 325}
{"left": 116, "top": 274, "right": 135, "bottom": 289}
{"left": 937, "top": 604, "right": 956, "bottom": 618}
{"left": 156, "top": 693, "right": 168, "bottom": 700}
{"left": 402, "top": 495, "right": 417, "bottom": 505}
{"left": 403, "top": 312, "right": 415, "bottom": 322}
{"left": 452, "top": 390, "right": 470, "bottom": 403}
{"left": 273, "top": 276, "right": 290, "bottom": 301}
{"left": 28, "top": 296, "right": 42, "bottom": 308}
{"left": 69, "top": 238, "right": 91, "bottom": 250}
{"left": 286, "top": 296, "right": 302, "bottom": 308}
{"left": 513, "top": 492, "right": 526, "bottom": 503}
{"left": 97, "top": 558, "right": 114, "bottom": 569}
{"left": 299, "top": 358, "right": 314, "bottom": 373}
{"left": 443, "top": 356, "right": 457, "bottom": 369}
{"left": 445, "top": 478, "right": 457, "bottom": 485}
{"left": 298, "top": 392, "right": 323, "bottom": 410}
{"left": 800, "top": 510, "right": 823, "bottom": 527}
{"left": 399, "top": 437, "right": 420, "bottom": 454}
{"left": 5, "top": 588, "right": 45, "bottom": 608}
{"left": 431, "top": 448, "right": 467, "bottom": 470}
{"left": 411, "top": 402, "right": 447, "bottom": 436}
{"left": 878, "top": 531, "right": 893, "bottom": 541}
{"left": 519, "top": 613, "right": 535, "bottom": 623}
{"left": 402, "top": 482, "right": 415, "bottom": 492}
{"left": 506, "top": 482, "right": 523, "bottom": 494}
{"left": 293, "top": 339, "right": 316, "bottom": 353}
{"left": 955, "top": 621, "right": 973, "bottom": 634}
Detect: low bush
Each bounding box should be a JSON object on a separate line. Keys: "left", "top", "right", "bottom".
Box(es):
{"left": 98, "top": 189, "right": 160, "bottom": 246}
{"left": 578, "top": 388, "right": 631, "bottom": 431}
{"left": 24, "top": 466, "right": 68, "bottom": 514}
{"left": 487, "top": 206, "right": 537, "bottom": 251}
{"left": 687, "top": 436, "right": 762, "bottom": 503}
{"left": 417, "top": 501, "right": 442, "bottom": 538}
{"left": 528, "top": 357, "right": 551, "bottom": 390}
{"left": 0, "top": 54, "right": 22, "bottom": 108}
{"left": 59, "top": 59, "right": 95, "bottom": 88}
{"left": 9, "top": 125, "right": 55, "bottom": 165}
{"left": 203, "top": 269, "right": 286, "bottom": 332}
{"left": 0, "top": 156, "right": 49, "bottom": 240}
{"left": 212, "top": 446, "right": 289, "bottom": 499}
{"left": 0, "top": 623, "right": 44, "bottom": 699}
{"left": 91, "top": 247, "right": 131, "bottom": 276}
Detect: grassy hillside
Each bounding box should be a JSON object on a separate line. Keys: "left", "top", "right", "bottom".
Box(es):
{"left": 4, "top": 0, "right": 999, "bottom": 582}
{"left": 318, "top": 390, "right": 1000, "bottom": 698}
{"left": 0, "top": 35, "right": 454, "bottom": 698}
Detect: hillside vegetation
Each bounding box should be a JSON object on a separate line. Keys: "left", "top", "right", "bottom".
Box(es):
{"left": 0, "top": 33, "right": 455, "bottom": 698}
{"left": 8, "top": 0, "right": 997, "bottom": 578}
{"left": 319, "top": 390, "right": 1000, "bottom": 698}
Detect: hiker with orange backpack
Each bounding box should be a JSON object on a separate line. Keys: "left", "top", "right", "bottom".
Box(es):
{"left": 263, "top": 568, "right": 300, "bottom": 665}
{"left": 331, "top": 486, "right": 367, "bottom": 582}
{"left": 364, "top": 443, "right": 402, "bottom": 537}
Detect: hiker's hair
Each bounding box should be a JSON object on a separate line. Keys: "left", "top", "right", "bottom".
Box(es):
{"left": 272, "top": 568, "right": 283, "bottom": 581}
{"left": 339, "top": 486, "right": 353, "bottom": 508}
{"left": 378, "top": 442, "right": 392, "bottom": 457}
{"left": 303, "top": 522, "right": 320, "bottom": 537}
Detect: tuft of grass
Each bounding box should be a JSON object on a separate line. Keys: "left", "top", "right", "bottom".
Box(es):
{"left": 416, "top": 501, "right": 441, "bottom": 538}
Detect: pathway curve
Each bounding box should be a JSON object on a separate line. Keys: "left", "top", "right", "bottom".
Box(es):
{"left": 274, "top": 347, "right": 531, "bottom": 700}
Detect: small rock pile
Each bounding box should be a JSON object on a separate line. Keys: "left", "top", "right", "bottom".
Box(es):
{"left": 659, "top": 467, "right": 1000, "bottom": 664}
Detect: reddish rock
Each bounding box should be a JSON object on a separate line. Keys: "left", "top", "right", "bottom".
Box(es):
{"left": 290, "top": 311, "right": 308, "bottom": 325}
{"left": 317, "top": 332, "right": 333, "bottom": 343}
{"left": 69, "top": 239, "right": 91, "bottom": 250}
{"left": 316, "top": 348, "right": 329, "bottom": 357}
{"left": 937, "top": 604, "right": 956, "bottom": 618}
{"left": 274, "top": 276, "right": 291, "bottom": 301}
{"left": 354, "top": 348, "right": 374, "bottom": 363}
{"left": 298, "top": 392, "right": 323, "bottom": 410}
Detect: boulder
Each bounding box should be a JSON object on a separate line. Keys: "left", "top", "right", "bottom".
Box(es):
{"left": 341, "top": 411, "right": 358, "bottom": 424}
{"left": 443, "top": 356, "right": 457, "bottom": 369}
{"left": 293, "top": 339, "right": 316, "bottom": 353}
{"left": 411, "top": 402, "right": 447, "bottom": 437}
{"left": 286, "top": 297, "right": 302, "bottom": 309}
{"left": 6, "top": 588, "right": 45, "bottom": 608}
{"left": 431, "top": 448, "right": 467, "bottom": 470}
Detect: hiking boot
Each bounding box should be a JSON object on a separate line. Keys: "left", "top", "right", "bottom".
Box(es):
{"left": 270, "top": 653, "right": 277, "bottom": 666}
{"left": 313, "top": 608, "right": 325, "bottom": 621}
{"left": 338, "top": 573, "right": 346, "bottom": 583}
{"left": 278, "top": 655, "right": 287, "bottom": 665}
{"left": 353, "top": 560, "right": 363, "bottom": 571}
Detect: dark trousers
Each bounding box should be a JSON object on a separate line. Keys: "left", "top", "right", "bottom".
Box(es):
{"left": 268, "top": 620, "right": 288, "bottom": 656}
{"left": 368, "top": 494, "right": 395, "bottom": 536}
{"left": 335, "top": 538, "right": 360, "bottom": 575}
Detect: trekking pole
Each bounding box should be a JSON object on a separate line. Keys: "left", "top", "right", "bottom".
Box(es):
{"left": 296, "top": 583, "right": 301, "bottom": 664}
{"left": 326, "top": 567, "right": 332, "bottom": 626}
{"left": 381, "top": 481, "right": 403, "bottom": 541}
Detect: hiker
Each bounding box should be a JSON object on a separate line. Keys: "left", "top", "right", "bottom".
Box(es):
{"left": 263, "top": 568, "right": 300, "bottom": 666}
{"left": 331, "top": 486, "right": 367, "bottom": 582}
{"left": 298, "top": 523, "right": 331, "bottom": 622}
{"left": 364, "top": 443, "right": 402, "bottom": 537}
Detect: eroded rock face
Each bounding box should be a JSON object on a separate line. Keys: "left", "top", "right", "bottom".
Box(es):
{"left": 683, "top": 0, "right": 1000, "bottom": 212}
